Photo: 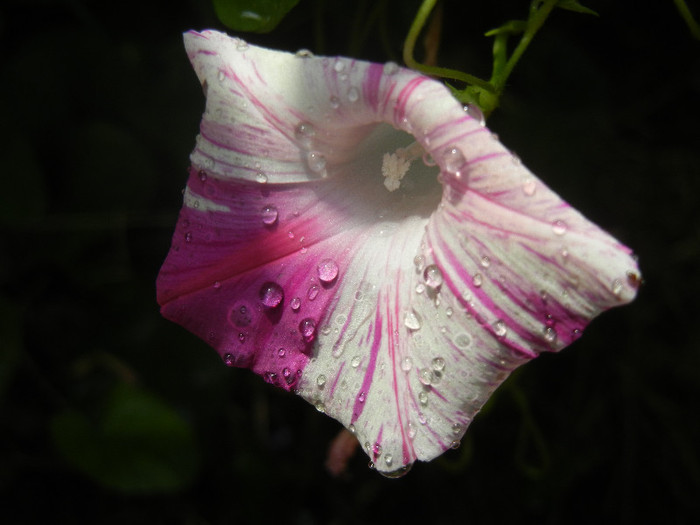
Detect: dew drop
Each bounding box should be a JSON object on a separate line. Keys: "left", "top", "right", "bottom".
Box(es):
{"left": 278, "top": 348, "right": 286, "bottom": 358}
{"left": 333, "top": 59, "right": 345, "bottom": 72}
{"left": 316, "top": 374, "right": 327, "bottom": 387}
{"left": 423, "top": 264, "right": 443, "bottom": 289}
{"left": 543, "top": 326, "right": 558, "bottom": 343}
{"left": 317, "top": 259, "right": 339, "bottom": 284}
{"left": 358, "top": 391, "right": 366, "bottom": 403}
{"left": 384, "top": 454, "right": 393, "bottom": 467}
{"left": 348, "top": 424, "right": 356, "bottom": 434}
{"left": 184, "top": 231, "right": 193, "bottom": 243}
{"left": 259, "top": 282, "right": 284, "bottom": 308}
{"left": 407, "top": 422, "right": 416, "bottom": 439}
{"left": 290, "top": 296, "right": 301, "bottom": 311}
{"left": 307, "top": 284, "right": 320, "bottom": 301}
{"left": 198, "top": 170, "right": 207, "bottom": 182}
{"left": 222, "top": 353, "right": 235, "bottom": 366}
{"left": 432, "top": 357, "right": 446, "bottom": 372}
{"left": 472, "top": 273, "right": 483, "bottom": 287}
{"left": 415, "top": 283, "right": 426, "bottom": 294}
{"left": 347, "top": 86, "right": 359, "bottom": 102}
{"left": 261, "top": 205, "right": 278, "bottom": 226}
{"left": 450, "top": 440, "right": 461, "bottom": 450}
{"left": 418, "top": 391, "right": 428, "bottom": 405}
{"left": 493, "top": 320, "right": 507, "bottom": 337}
{"left": 404, "top": 310, "right": 422, "bottom": 331}
{"left": 383, "top": 61, "right": 399, "bottom": 75}
{"left": 256, "top": 172, "right": 268, "bottom": 184}
{"left": 213, "top": 281, "right": 221, "bottom": 289}
{"left": 419, "top": 368, "right": 434, "bottom": 386}
{"left": 299, "top": 318, "right": 316, "bottom": 342}
{"left": 452, "top": 423, "right": 463, "bottom": 435}
{"left": 329, "top": 96, "right": 340, "bottom": 109}
{"left": 295, "top": 122, "right": 316, "bottom": 148}
{"left": 283, "top": 367, "right": 291, "bottom": 378}
{"left": 236, "top": 39, "right": 248, "bottom": 51}
{"left": 413, "top": 255, "right": 425, "bottom": 271}
{"left": 401, "top": 356, "right": 413, "bottom": 372}
{"left": 422, "top": 152, "right": 436, "bottom": 166}
{"left": 442, "top": 146, "right": 466, "bottom": 176}
{"left": 418, "top": 412, "right": 427, "bottom": 425}
{"left": 522, "top": 178, "right": 536, "bottom": 196}
{"left": 455, "top": 333, "right": 472, "bottom": 348}
{"left": 306, "top": 151, "right": 327, "bottom": 174}
{"left": 481, "top": 255, "right": 491, "bottom": 268}
{"left": 464, "top": 104, "right": 486, "bottom": 126}
{"left": 612, "top": 278, "right": 623, "bottom": 296}
{"left": 351, "top": 355, "right": 361, "bottom": 368}
{"left": 445, "top": 307, "right": 453, "bottom": 317}
{"left": 217, "top": 70, "right": 225, "bottom": 82}
{"left": 552, "top": 219, "right": 568, "bottom": 236}
{"left": 295, "top": 48, "right": 314, "bottom": 58}
{"left": 373, "top": 442, "right": 382, "bottom": 456}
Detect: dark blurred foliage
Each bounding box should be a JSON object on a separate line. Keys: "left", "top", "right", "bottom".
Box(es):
{"left": 1, "top": 0, "right": 699, "bottom": 524}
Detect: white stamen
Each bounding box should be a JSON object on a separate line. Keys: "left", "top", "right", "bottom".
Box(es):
{"left": 381, "top": 141, "right": 425, "bottom": 192}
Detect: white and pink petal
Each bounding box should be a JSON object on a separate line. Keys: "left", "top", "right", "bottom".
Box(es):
{"left": 157, "top": 30, "right": 640, "bottom": 476}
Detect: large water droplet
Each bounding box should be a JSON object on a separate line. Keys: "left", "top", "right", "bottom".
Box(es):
{"left": 493, "top": 320, "right": 507, "bottom": 337}
{"left": 259, "top": 282, "right": 284, "bottom": 308}
{"left": 306, "top": 151, "right": 327, "bottom": 173}
{"left": 347, "top": 86, "right": 359, "bottom": 102}
{"left": 351, "top": 355, "right": 361, "bottom": 368}
{"left": 299, "top": 318, "right": 316, "bottom": 342}
{"left": 295, "top": 122, "right": 316, "bottom": 148}
{"left": 419, "top": 368, "right": 434, "bottom": 386}
{"left": 379, "top": 463, "right": 413, "bottom": 479}
{"left": 442, "top": 146, "right": 466, "bottom": 176}
{"left": 432, "top": 357, "right": 445, "bottom": 372}
{"left": 256, "top": 172, "right": 268, "bottom": 184}
{"left": 404, "top": 310, "right": 422, "bottom": 331}
{"left": 333, "top": 59, "right": 345, "bottom": 72}
{"left": 317, "top": 259, "right": 339, "bottom": 284}
{"left": 383, "top": 61, "right": 399, "bottom": 75}
{"left": 543, "top": 326, "right": 558, "bottom": 343}
{"left": 522, "top": 178, "right": 536, "bottom": 196}
{"left": 261, "top": 205, "right": 278, "bottom": 226}
{"left": 407, "top": 422, "right": 416, "bottom": 439}
{"left": 423, "top": 264, "right": 443, "bottom": 289}
{"left": 316, "top": 374, "right": 327, "bottom": 387}
{"left": 198, "top": 170, "right": 207, "bottom": 182}
{"left": 552, "top": 219, "right": 568, "bottom": 236}
{"left": 472, "top": 273, "right": 483, "bottom": 287}
{"left": 464, "top": 104, "right": 486, "bottom": 126}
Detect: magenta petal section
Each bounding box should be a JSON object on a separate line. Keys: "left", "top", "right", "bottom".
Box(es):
{"left": 157, "top": 30, "right": 640, "bottom": 475}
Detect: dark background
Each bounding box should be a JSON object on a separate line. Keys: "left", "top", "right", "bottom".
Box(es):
{"left": 1, "top": 0, "right": 698, "bottom": 523}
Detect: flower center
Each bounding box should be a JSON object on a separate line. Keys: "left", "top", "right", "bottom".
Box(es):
{"left": 381, "top": 141, "right": 426, "bottom": 192}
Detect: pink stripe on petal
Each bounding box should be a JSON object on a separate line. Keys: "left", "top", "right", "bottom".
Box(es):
{"left": 157, "top": 30, "right": 640, "bottom": 476}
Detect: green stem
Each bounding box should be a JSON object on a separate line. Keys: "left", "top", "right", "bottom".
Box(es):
{"left": 403, "top": 0, "right": 495, "bottom": 92}
{"left": 491, "top": 0, "right": 558, "bottom": 91}
{"left": 674, "top": 0, "right": 700, "bottom": 40}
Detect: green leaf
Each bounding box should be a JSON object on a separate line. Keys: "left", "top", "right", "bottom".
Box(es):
{"left": 555, "top": 0, "right": 599, "bottom": 17}
{"left": 212, "top": 0, "right": 300, "bottom": 33}
{"left": 485, "top": 20, "right": 528, "bottom": 37}
{"left": 51, "top": 383, "right": 199, "bottom": 493}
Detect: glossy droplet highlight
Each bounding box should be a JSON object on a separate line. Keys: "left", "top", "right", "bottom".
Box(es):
{"left": 317, "top": 259, "right": 339, "bottom": 284}
{"left": 464, "top": 104, "right": 486, "bottom": 126}
{"left": 295, "top": 122, "right": 316, "bottom": 148}
{"left": 306, "top": 151, "right": 327, "bottom": 173}
{"left": 295, "top": 49, "right": 314, "bottom": 58}
{"left": 493, "top": 320, "right": 507, "bottom": 337}
{"left": 423, "top": 265, "right": 443, "bottom": 289}
{"left": 432, "top": 357, "right": 445, "bottom": 372}
{"left": 290, "top": 297, "right": 301, "bottom": 311}
{"left": 307, "top": 284, "right": 320, "bottom": 301}
{"left": 383, "top": 61, "right": 399, "bottom": 75}
{"left": 316, "top": 374, "right": 327, "bottom": 387}
{"left": 612, "top": 279, "right": 623, "bottom": 296}
{"left": 552, "top": 219, "right": 568, "bottom": 236}
{"left": 358, "top": 391, "right": 366, "bottom": 403}
{"left": 419, "top": 368, "right": 434, "bottom": 386}
{"left": 522, "top": 178, "right": 536, "bottom": 196}
{"left": 442, "top": 146, "right": 466, "bottom": 176}
{"left": 256, "top": 172, "right": 268, "bottom": 184}
{"left": 347, "top": 86, "right": 359, "bottom": 102}
{"left": 404, "top": 310, "right": 422, "bottom": 331}
{"left": 259, "top": 282, "right": 284, "bottom": 308}
{"left": 184, "top": 231, "right": 192, "bottom": 243}
{"left": 261, "top": 205, "right": 278, "bottom": 226}
{"left": 299, "top": 318, "right": 316, "bottom": 342}
{"left": 472, "top": 273, "right": 483, "bottom": 287}
{"left": 418, "top": 391, "right": 428, "bottom": 405}
{"left": 401, "top": 356, "right": 413, "bottom": 372}
{"left": 543, "top": 326, "right": 558, "bottom": 343}
{"left": 223, "top": 353, "right": 235, "bottom": 366}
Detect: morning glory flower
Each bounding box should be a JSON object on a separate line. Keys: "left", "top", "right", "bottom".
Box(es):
{"left": 157, "top": 30, "right": 640, "bottom": 477}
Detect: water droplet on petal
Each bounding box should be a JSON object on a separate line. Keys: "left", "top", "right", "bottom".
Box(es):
{"left": 358, "top": 391, "right": 366, "bottom": 403}
{"left": 290, "top": 297, "right": 301, "bottom": 311}
{"left": 383, "top": 61, "right": 399, "bottom": 75}
{"left": 295, "top": 122, "right": 316, "bottom": 148}
{"left": 317, "top": 259, "right": 339, "bottom": 284}
{"left": 552, "top": 219, "right": 568, "bottom": 236}
{"left": 404, "top": 310, "right": 422, "bottom": 331}
{"left": 543, "top": 326, "right": 558, "bottom": 343}
{"left": 612, "top": 279, "right": 623, "bottom": 296}
{"left": 452, "top": 423, "right": 463, "bottom": 435}
{"left": 432, "top": 357, "right": 445, "bottom": 372}
{"left": 223, "top": 353, "right": 235, "bottom": 366}
{"left": 415, "top": 283, "right": 425, "bottom": 294}
{"left": 329, "top": 96, "right": 340, "bottom": 109}
{"left": 401, "top": 356, "right": 413, "bottom": 372}
{"left": 306, "top": 151, "right": 327, "bottom": 173}
{"left": 236, "top": 39, "right": 248, "bottom": 51}
{"left": 442, "top": 146, "right": 466, "bottom": 176}
{"left": 455, "top": 333, "right": 471, "bottom": 348}
{"left": 299, "top": 318, "right": 316, "bottom": 342}
{"left": 259, "top": 282, "right": 284, "bottom": 308}
{"left": 333, "top": 59, "right": 345, "bottom": 72}
{"left": 472, "top": 273, "right": 483, "bottom": 287}
{"left": 307, "top": 284, "right": 320, "bottom": 301}
{"left": 351, "top": 355, "right": 361, "bottom": 368}
{"left": 213, "top": 281, "right": 221, "bottom": 289}
{"left": 347, "top": 86, "right": 359, "bottom": 102}
{"left": 422, "top": 152, "right": 436, "bottom": 166}
{"left": 481, "top": 256, "right": 491, "bottom": 268}
{"left": 217, "top": 70, "right": 225, "bottom": 82}
{"left": 493, "top": 320, "right": 507, "bottom": 337}
{"left": 295, "top": 48, "right": 314, "bottom": 58}
{"left": 316, "top": 374, "right": 327, "bottom": 388}
{"left": 419, "top": 368, "right": 434, "bottom": 386}
{"left": 198, "top": 170, "right": 207, "bottom": 182}
{"left": 423, "top": 264, "right": 443, "bottom": 289}
{"left": 278, "top": 348, "right": 286, "bottom": 358}
{"left": 522, "top": 178, "right": 536, "bottom": 196}
{"left": 418, "top": 391, "right": 428, "bottom": 405}
{"left": 184, "top": 231, "right": 192, "bottom": 243}
{"left": 261, "top": 205, "right": 278, "bottom": 226}
{"left": 464, "top": 104, "right": 486, "bottom": 126}
{"left": 256, "top": 172, "right": 268, "bottom": 184}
